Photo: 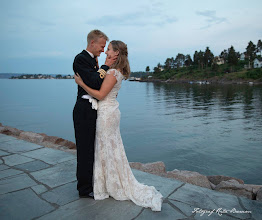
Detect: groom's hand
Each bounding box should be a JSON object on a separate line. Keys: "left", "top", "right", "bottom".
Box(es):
{"left": 105, "top": 55, "right": 118, "bottom": 67}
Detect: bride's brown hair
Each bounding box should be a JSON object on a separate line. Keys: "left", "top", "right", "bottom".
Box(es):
{"left": 110, "top": 40, "right": 131, "bottom": 79}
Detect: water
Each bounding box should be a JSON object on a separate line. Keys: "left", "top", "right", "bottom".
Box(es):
{"left": 0, "top": 79, "right": 262, "bottom": 184}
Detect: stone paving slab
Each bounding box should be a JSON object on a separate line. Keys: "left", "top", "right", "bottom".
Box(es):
{"left": 0, "top": 168, "right": 23, "bottom": 179}
{"left": 14, "top": 160, "right": 50, "bottom": 172}
{"left": 0, "top": 173, "right": 38, "bottom": 195}
{"left": 2, "top": 154, "right": 35, "bottom": 166}
{"left": 30, "top": 159, "right": 76, "bottom": 188}
{"left": 0, "top": 134, "right": 18, "bottom": 143}
{"left": 31, "top": 184, "right": 49, "bottom": 194}
{"left": 38, "top": 197, "right": 143, "bottom": 220}
{"left": 169, "top": 183, "right": 260, "bottom": 219}
{"left": 137, "top": 203, "right": 186, "bottom": 220}
{"left": 132, "top": 169, "right": 184, "bottom": 198}
{"left": 0, "top": 149, "right": 10, "bottom": 156}
{"left": 0, "top": 139, "right": 43, "bottom": 153}
{"left": 239, "top": 197, "right": 262, "bottom": 220}
{"left": 22, "top": 147, "right": 75, "bottom": 165}
{"left": 168, "top": 200, "right": 196, "bottom": 218}
{"left": 41, "top": 181, "right": 78, "bottom": 206}
{"left": 0, "top": 188, "right": 55, "bottom": 220}
{"left": 0, "top": 164, "right": 9, "bottom": 171}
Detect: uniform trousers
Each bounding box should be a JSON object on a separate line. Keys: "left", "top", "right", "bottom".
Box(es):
{"left": 73, "top": 98, "right": 97, "bottom": 195}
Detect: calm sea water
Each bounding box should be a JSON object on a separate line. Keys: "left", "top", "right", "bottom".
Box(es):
{"left": 0, "top": 79, "right": 262, "bottom": 184}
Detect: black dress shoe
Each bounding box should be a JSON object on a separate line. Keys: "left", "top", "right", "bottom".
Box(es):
{"left": 79, "top": 192, "right": 94, "bottom": 198}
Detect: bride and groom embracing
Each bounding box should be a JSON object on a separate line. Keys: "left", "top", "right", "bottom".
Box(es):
{"left": 73, "top": 30, "right": 163, "bottom": 212}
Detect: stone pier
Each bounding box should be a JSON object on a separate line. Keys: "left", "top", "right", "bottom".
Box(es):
{"left": 0, "top": 133, "right": 261, "bottom": 220}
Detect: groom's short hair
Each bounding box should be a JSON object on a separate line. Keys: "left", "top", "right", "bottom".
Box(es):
{"left": 87, "top": 30, "right": 109, "bottom": 45}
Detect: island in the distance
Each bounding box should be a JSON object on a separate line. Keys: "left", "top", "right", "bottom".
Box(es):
{"left": 10, "top": 74, "right": 74, "bottom": 79}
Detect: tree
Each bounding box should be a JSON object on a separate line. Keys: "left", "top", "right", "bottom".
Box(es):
{"left": 227, "top": 46, "right": 238, "bottom": 72}
{"left": 184, "top": 54, "right": 193, "bottom": 67}
{"left": 193, "top": 51, "right": 199, "bottom": 66}
{"left": 193, "top": 50, "right": 204, "bottom": 69}
{"left": 204, "top": 47, "right": 214, "bottom": 68}
{"left": 153, "top": 63, "right": 162, "bottom": 73}
{"left": 220, "top": 49, "right": 228, "bottom": 63}
{"left": 146, "top": 66, "right": 150, "bottom": 72}
{"left": 175, "top": 53, "right": 185, "bottom": 68}
{"left": 164, "top": 57, "right": 175, "bottom": 70}
{"left": 257, "top": 39, "right": 262, "bottom": 56}
{"left": 246, "top": 41, "right": 256, "bottom": 68}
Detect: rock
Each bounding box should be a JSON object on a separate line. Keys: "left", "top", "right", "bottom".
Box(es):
{"left": 207, "top": 175, "right": 244, "bottom": 185}
{"left": 19, "top": 131, "right": 45, "bottom": 144}
{"left": 215, "top": 180, "right": 254, "bottom": 199}
{"left": 129, "top": 162, "right": 143, "bottom": 170}
{"left": 210, "top": 182, "right": 216, "bottom": 190}
{"left": 256, "top": 188, "right": 262, "bottom": 201}
{"left": 129, "top": 161, "right": 166, "bottom": 175}
{"left": 41, "top": 141, "right": 61, "bottom": 149}
{"left": 1, "top": 126, "right": 22, "bottom": 136}
{"left": 55, "top": 139, "right": 76, "bottom": 149}
{"left": 0, "top": 123, "right": 2, "bottom": 126}
{"left": 0, "top": 126, "right": 7, "bottom": 133}
{"left": 42, "top": 135, "right": 64, "bottom": 144}
{"left": 244, "top": 184, "right": 262, "bottom": 195}
{"left": 167, "top": 170, "right": 212, "bottom": 189}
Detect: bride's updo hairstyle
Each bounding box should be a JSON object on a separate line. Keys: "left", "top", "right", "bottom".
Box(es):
{"left": 110, "top": 40, "right": 131, "bottom": 79}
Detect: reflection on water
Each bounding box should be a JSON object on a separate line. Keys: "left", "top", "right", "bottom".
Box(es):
{"left": 120, "top": 82, "right": 262, "bottom": 184}
{"left": 0, "top": 80, "right": 261, "bottom": 184}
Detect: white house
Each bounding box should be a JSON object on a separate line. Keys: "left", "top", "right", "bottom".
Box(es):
{"left": 213, "top": 56, "right": 225, "bottom": 65}
{"left": 240, "top": 53, "right": 245, "bottom": 61}
{"left": 253, "top": 58, "right": 262, "bottom": 68}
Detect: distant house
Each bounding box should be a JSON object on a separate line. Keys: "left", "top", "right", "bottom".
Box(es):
{"left": 240, "top": 53, "right": 246, "bottom": 61}
{"left": 213, "top": 56, "right": 225, "bottom": 65}
{"left": 253, "top": 58, "right": 262, "bottom": 68}
{"left": 159, "top": 65, "right": 165, "bottom": 71}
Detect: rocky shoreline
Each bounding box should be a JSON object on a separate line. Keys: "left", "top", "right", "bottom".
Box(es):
{"left": 0, "top": 123, "right": 261, "bottom": 201}
{"left": 140, "top": 77, "right": 262, "bottom": 85}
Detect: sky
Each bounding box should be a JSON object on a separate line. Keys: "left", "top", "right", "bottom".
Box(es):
{"left": 0, "top": 0, "right": 262, "bottom": 74}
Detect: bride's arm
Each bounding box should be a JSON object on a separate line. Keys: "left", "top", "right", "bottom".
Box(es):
{"left": 74, "top": 72, "right": 117, "bottom": 100}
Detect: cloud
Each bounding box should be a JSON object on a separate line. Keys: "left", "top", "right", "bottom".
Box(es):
{"left": 86, "top": 10, "right": 177, "bottom": 27}
{"left": 196, "top": 10, "right": 227, "bottom": 29}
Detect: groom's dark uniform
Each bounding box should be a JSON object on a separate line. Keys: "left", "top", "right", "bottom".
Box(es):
{"left": 73, "top": 50, "right": 109, "bottom": 196}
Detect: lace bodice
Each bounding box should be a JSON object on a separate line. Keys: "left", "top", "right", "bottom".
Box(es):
{"left": 98, "top": 69, "right": 124, "bottom": 107}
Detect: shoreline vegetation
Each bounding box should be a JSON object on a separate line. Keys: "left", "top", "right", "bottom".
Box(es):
{"left": 9, "top": 74, "right": 74, "bottom": 79}
{"left": 134, "top": 39, "right": 262, "bottom": 84}
{"left": 0, "top": 122, "right": 261, "bottom": 201}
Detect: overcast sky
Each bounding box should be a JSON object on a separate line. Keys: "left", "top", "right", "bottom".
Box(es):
{"left": 1, "top": 0, "right": 261, "bottom": 74}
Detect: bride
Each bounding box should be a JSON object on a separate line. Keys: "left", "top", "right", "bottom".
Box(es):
{"left": 74, "top": 40, "right": 163, "bottom": 211}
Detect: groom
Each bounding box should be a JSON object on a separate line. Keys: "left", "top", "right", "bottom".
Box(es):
{"left": 73, "top": 30, "right": 116, "bottom": 198}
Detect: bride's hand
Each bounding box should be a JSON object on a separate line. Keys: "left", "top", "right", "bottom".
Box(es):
{"left": 74, "top": 73, "right": 84, "bottom": 86}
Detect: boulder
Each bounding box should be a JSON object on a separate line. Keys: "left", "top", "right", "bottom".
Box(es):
{"left": 256, "top": 188, "right": 262, "bottom": 201}
{"left": 215, "top": 180, "right": 254, "bottom": 199}
{"left": 55, "top": 139, "right": 76, "bottom": 149}
{"left": 244, "top": 184, "right": 262, "bottom": 195}
{"left": 1, "top": 126, "right": 22, "bottom": 136}
{"left": 0, "top": 126, "right": 7, "bottom": 133}
{"left": 129, "top": 161, "right": 166, "bottom": 175}
{"left": 167, "top": 170, "right": 212, "bottom": 189}
{"left": 19, "top": 131, "right": 45, "bottom": 144}
{"left": 207, "top": 175, "right": 244, "bottom": 185}
{"left": 42, "top": 135, "right": 64, "bottom": 144}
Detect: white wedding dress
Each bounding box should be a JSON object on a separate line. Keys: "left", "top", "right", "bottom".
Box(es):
{"left": 93, "top": 69, "right": 163, "bottom": 211}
